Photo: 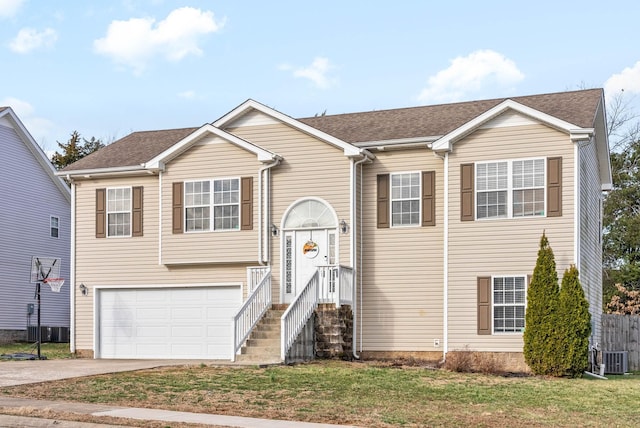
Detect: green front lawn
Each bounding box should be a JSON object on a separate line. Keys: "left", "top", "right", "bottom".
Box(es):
{"left": 0, "top": 342, "right": 73, "bottom": 360}
{"left": 2, "top": 360, "right": 639, "bottom": 427}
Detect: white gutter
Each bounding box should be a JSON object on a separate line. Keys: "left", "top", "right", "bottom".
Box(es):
{"left": 258, "top": 157, "right": 281, "bottom": 265}
{"left": 69, "top": 179, "right": 76, "bottom": 353}
{"left": 351, "top": 153, "right": 374, "bottom": 359}
{"left": 353, "top": 135, "right": 440, "bottom": 149}
{"left": 56, "top": 165, "right": 152, "bottom": 178}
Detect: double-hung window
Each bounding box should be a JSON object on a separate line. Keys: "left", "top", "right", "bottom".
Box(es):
{"left": 185, "top": 181, "right": 210, "bottom": 232}
{"left": 185, "top": 178, "right": 240, "bottom": 232}
{"left": 213, "top": 179, "right": 240, "bottom": 230}
{"left": 476, "top": 158, "right": 545, "bottom": 220}
{"left": 107, "top": 187, "right": 131, "bottom": 237}
{"left": 50, "top": 216, "right": 59, "bottom": 238}
{"left": 492, "top": 276, "right": 526, "bottom": 333}
{"left": 512, "top": 159, "right": 545, "bottom": 217}
{"left": 391, "top": 172, "right": 421, "bottom": 226}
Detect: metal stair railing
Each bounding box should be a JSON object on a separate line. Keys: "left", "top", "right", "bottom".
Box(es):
{"left": 231, "top": 268, "right": 271, "bottom": 361}
{"left": 281, "top": 271, "right": 320, "bottom": 361}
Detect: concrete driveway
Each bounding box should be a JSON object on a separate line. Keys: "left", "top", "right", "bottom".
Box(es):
{"left": 0, "top": 359, "right": 219, "bottom": 387}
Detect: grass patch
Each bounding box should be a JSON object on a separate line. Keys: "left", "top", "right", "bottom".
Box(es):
{"left": 0, "top": 342, "right": 73, "bottom": 360}
{"left": 2, "top": 360, "right": 640, "bottom": 426}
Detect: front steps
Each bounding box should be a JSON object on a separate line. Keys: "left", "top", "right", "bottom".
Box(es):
{"left": 234, "top": 305, "right": 287, "bottom": 364}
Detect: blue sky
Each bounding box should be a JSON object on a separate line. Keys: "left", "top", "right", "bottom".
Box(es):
{"left": 1, "top": 0, "right": 639, "bottom": 154}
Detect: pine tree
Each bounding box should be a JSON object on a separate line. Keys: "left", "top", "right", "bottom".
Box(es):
{"left": 558, "top": 265, "right": 591, "bottom": 377}
{"left": 523, "top": 232, "right": 562, "bottom": 375}
{"left": 51, "top": 131, "right": 105, "bottom": 170}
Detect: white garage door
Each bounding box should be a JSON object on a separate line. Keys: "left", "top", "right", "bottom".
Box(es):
{"left": 98, "top": 286, "right": 240, "bottom": 359}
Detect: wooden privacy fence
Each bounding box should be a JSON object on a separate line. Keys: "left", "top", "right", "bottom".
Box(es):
{"left": 601, "top": 314, "right": 640, "bottom": 371}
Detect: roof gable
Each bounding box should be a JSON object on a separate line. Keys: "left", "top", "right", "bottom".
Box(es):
{"left": 214, "top": 99, "right": 364, "bottom": 157}
{"left": 145, "top": 124, "right": 278, "bottom": 169}
{"left": 430, "top": 99, "right": 594, "bottom": 152}
{"left": 0, "top": 107, "right": 70, "bottom": 201}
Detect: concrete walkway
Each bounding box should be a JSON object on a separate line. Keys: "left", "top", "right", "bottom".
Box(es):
{"left": 0, "top": 396, "right": 358, "bottom": 427}
{"left": 0, "top": 358, "right": 240, "bottom": 387}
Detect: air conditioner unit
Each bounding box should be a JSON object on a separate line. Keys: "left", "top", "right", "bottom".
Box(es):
{"left": 603, "top": 351, "right": 628, "bottom": 374}
{"left": 27, "top": 326, "right": 70, "bottom": 343}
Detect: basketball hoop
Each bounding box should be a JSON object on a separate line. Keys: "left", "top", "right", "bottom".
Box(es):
{"left": 44, "top": 278, "right": 65, "bottom": 293}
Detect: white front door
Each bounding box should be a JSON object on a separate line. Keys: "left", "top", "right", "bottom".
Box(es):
{"left": 283, "top": 229, "right": 334, "bottom": 303}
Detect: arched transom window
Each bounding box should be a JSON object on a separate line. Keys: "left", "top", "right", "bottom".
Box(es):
{"left": 283, "top": 199, "right": 337, "bottom": 229}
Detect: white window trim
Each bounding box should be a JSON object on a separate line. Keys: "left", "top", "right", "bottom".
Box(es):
{"left": 491, "top": 274, "right": 527, "bottom": 335}
{"left": 50, "top": 215, "right": 59, "bottom": 239}
{"left": 106, "top": 186, "right": 132, "bottom": 238}
{"left": 184, "top": 179, "right": 211, "bottom": 233}
{"left": 475, "top": 157, "right": 546, "bottom": 220}
{"left": 390, "top": 170, "right": 422, "bottom": 228}
{"left": 184, "top": 177, "right": 241, "bottom": 233}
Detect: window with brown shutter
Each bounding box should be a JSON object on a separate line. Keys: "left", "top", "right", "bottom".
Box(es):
{"left": 241, "top": 176, "right": 253, "bottom": 230}
{"left": 172, "top": 182, "right": 183, "bottom": 234}
{"left": 377, "top": 174, "right": 390, "bottom": 228}
{"left": 96, "top": 188, "right": 106, "bottom": 238}
{"left": 422, "top": 171, "right": 435, "bottom": 226}
{"left": 461, "top": 163, "right": 474, "bottom": 222}
{"left": 477, "top": 276, "right": 492, "bottom": 335}
{"left": 132, "top": 186, "right": 143, "bottom": 237}
{"left": 547, "top": 157, "right": 562, "bottom": 217}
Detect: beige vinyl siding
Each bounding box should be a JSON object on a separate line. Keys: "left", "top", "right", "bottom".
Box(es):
{"left": 579, "top": 138, "right": 603, "bottom": 343}
{"left": 74, "top": 175, "right": 249, "bottom": 350}
{"left": 359, "top": 149, "right": 444, "bottom": 351}
{"left": 161, "top": 137, "right": 260, "bottom": 264}
{"left": 228, "top": 121, "right": 352, "bottom": 303}
{"left": 447, "top": 122, "right": 575, "bottom": 352}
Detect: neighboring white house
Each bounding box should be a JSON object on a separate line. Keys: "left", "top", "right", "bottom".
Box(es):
{"left": 0, "top": 107, "right": 71, "bottom": 343}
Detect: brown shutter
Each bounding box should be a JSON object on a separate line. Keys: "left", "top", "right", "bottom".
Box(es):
{"left": 460, "top": 163, "right": 474, "bottom": 221}
{"left": 96, "top": 188, "right": 106, "bottom": 238}
{"left": 477, "top": 276, "right": 492, "bottom": 335}
{"left": 172, "top": 182, "right": 183, "bottom": 234}
{"left": 241, "top": 176, "right": 253, "bottom": 230}
{"left": 132, "top": 186, "right": 143, "bottom": 237}
{"left": 547, "top": 157, "right": 562, "bottom": 217}
{"left": 422, "top": 171, "right": 435, "bottom": 226}
{"left": 377, "top": 174, "right": 390, "bottom": 228}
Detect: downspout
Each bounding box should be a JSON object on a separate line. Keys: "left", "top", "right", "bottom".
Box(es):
{"left": 351, "top": 153, "right": 373, "bottom": 359}
{"left": 574, "top": 142, "right": 580, "bottom": 274}
{"left": 258, "top": 158, "right": 281, "bottom": 265}
{"left": 431, "top": 148, "right": 448, "bottom": 361}
{"left": 158, "top": 171, "right": 163, "bottom": 265}
{"left": 68, "top": 178, "right": 76, "bottom": 353}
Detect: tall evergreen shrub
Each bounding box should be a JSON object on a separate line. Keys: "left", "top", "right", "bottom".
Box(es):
{"left": 523, "top": 233, "right": 561, "bottom": 375}
{"left": 558, "top": 265, "right": 591, "bottom": 377}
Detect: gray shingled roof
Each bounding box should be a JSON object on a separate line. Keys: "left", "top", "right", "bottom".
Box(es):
{"left": 298, "top": 89, "right": 603, "bottom": 143}
{"left": 62, "top": 89, "right": 603, "bottom": 172}
{"left": 62, "top": 127, "right": 198, "bottom": 171}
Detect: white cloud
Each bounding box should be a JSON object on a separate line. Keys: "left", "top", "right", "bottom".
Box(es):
{"left": 178, "top": 90, "right": 196, "bottom": 100}
{"left": 0, "top": 0, "right": 25, "bottom": 18}
{"left": 283, "top": 57, "right": 337, "bottom": 89}
{"left": 94, "top": 7, "right": 224, "bottom": 75}
{"left": 9, "top": 27, "right": 58, "bottom": 53}
{"left": 605, "top": 61, "right": 640, "bottom": 97}
{"left": 0, "top": 97, "right": 55, "bottom": 149}
{"left": 418, "top": 49, "right": 525, "bottom": 103}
